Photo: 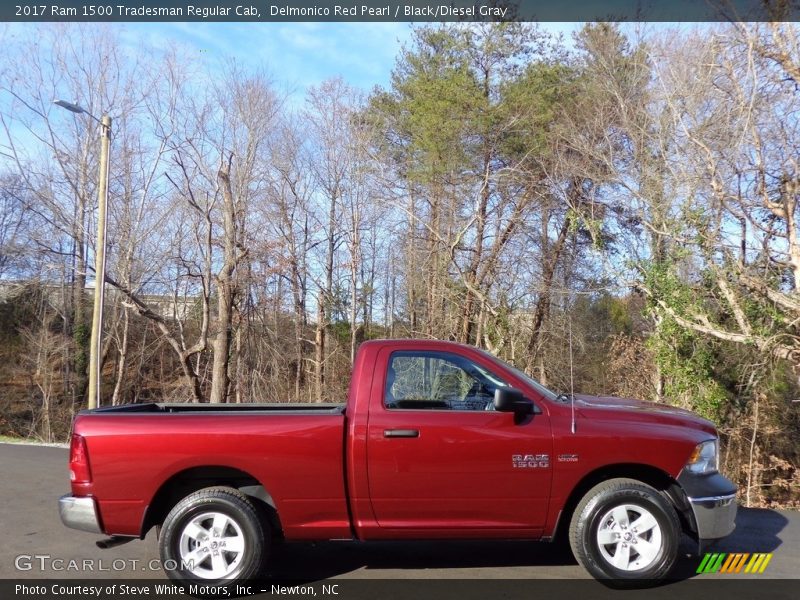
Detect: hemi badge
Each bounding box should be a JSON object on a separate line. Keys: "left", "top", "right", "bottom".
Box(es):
{"left": 557, "top": 454, "right": 579, "bottom": 462}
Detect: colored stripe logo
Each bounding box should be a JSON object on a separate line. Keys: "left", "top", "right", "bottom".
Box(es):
{"left": 696, "top": 553, "right": 773, "bottom": 574}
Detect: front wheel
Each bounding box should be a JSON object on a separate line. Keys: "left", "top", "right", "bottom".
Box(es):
{"left": 159, "top": 487, "right": 268, "bottom": 583}
{"left": 569, "top": 478, "right": 680, "bottom": 584}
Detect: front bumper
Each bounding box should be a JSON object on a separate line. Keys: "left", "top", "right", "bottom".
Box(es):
{"left": 687, "top": 492, "right": 737, "bottom": 540}
{"left": 678, "top": 471, "right": 738, "bottom": 540}
{"left": 58, "top": 495, "right": 103, "bottom": 534}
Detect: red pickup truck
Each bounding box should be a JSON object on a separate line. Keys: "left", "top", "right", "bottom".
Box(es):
{"left": 59, "top": 339, "right": 736, "bottom": 583}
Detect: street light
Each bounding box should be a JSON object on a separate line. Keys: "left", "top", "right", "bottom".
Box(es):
{"left": 53, "top": 99, "right": 112, "bottom": 410}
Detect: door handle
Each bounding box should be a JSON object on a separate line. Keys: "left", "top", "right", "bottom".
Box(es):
{"left": 383, "top": 429, "right": 420, "bottom": 438}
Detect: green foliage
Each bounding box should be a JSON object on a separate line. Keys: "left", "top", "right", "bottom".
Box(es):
{"left": 499, "top": 61, "right": 575, "bottom": 161}
{"left": 574, "top": 22, "right": 650, "bottom": 106}
{"left": 73, "top": 322, "right": 89, "bottom": 376}
{"left": 596, "top": 294, "right": 633, "bottom": 335}
{"left": 328, "top": 321, "right": 352, "bottom": 347}
{"left": 572, "top": 293, "right": 634, "bottom": 339}
{"left": 647, "top": 316, "right": 727, "bottom": 420}
{"left": 566, "top": 207, "right": 607, "bottom": 250}
{"left": 642, "top": 261, "right": 728, "bottom": 419}
{"left": 368, "top": 23, "right": 566, "bottom": 186}
{"left": 375, "top": 25, "right": 482, "bottom": 183}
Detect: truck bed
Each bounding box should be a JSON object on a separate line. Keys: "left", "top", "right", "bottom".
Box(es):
{"left": 71, "top": 401, "right": 350, "bottom": 540}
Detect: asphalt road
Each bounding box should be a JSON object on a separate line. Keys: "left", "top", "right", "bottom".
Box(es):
{"left": 2, "top": 442, "right": 798, "bottom": 583}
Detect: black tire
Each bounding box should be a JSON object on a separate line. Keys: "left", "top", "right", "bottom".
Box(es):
{"left": 159, "top": 486, "right": 268, "bottom": 583}
{"left": 568, "top": 478, "right": 680, "bottom": 585}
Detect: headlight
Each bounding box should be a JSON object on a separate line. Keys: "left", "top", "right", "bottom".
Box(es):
{"left": 685, "top": 439, "right": 718, "bottom": 474}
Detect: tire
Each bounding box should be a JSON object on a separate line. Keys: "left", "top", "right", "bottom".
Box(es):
{"left": 568, "top": 478, "right": 680, "bottom": 584}
{"left": 159, "top": 486, "right": 268, "bottom": 583}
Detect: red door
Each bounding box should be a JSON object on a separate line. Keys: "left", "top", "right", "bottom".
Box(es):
{"left": 366, "top": 349, "right": 553, "bottom": 533}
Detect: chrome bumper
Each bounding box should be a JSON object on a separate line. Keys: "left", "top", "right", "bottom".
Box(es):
{"left": 688, "top": 492, "right": 737, "bottom": 540}
{"left": 58, "top": 495, "right": 103, "bottom": 534}
{"left": 677, "top": 470, "right": 738, "bottom": 541}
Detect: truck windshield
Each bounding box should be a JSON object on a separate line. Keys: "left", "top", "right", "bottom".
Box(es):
{"left": 477, "top": 349, "right": 559, "bottom": 402}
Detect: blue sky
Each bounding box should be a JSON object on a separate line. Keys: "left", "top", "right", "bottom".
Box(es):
{"left": 114, "top": 22, "right": 584, "bottom": 96}
{"left": 2, "top": 21, "right": 695, "bottom": 103}
{"left": 119, "top": 22, "right": 416, "bottom": 93}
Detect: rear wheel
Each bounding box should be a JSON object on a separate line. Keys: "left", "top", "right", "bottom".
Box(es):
{"left": 159, "top": 487, "right": 268, "bottom": 583}
{"left": 569, "top": 478, "right": 680, "bottom": 584}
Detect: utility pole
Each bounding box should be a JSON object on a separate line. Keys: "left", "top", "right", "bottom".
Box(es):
{"left": 87, "top": 115, "right": 111, "bottom": 409}
{"left": 53, "top": 100, "right": 111, "bottom": 409}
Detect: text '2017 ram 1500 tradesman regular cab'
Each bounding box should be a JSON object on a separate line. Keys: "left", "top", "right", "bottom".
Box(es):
{"left": 59, "top": 339, "right": 737, "bottom": 583}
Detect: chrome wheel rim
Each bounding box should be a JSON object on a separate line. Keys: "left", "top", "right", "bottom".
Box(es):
{"left": 178, "top": 511, "right": 246, "bottom": 579}
{"left": 596, "top": 503, "right": 662, "bottom": 572}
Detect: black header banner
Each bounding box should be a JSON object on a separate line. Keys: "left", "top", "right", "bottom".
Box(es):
{"left": 2, "top": 0, "right": 799, "bottom": 22}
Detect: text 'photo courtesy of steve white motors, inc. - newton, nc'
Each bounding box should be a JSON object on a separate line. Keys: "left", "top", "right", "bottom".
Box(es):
{"left": 15, "top": 582, "right": 338, "bottom": 598}
{"left": 15, "top": 3, "right": 509, "bottom": 19}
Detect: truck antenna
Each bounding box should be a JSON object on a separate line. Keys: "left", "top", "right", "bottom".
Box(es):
{"left": 569, "top": 316, "right": 576, "bottom": 434}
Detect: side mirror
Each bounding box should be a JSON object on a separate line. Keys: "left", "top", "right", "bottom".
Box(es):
{"left": 494, "top": 387, "right": 537, "bottom": 417}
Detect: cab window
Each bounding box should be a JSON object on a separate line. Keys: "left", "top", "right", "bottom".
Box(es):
{"left": 384, "top": 351, "right": 508, "bottom": 411}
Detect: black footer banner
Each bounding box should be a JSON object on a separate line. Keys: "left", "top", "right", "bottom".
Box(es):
{"left": 4, "top": 579, "right": 798, "bottom": 600}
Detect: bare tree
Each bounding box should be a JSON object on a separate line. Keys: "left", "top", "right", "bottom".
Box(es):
{"left": 265, "top": 118, "right": 314, "bottom": 400}
{"left": 305, "top": 78, "right": 353, "bottom": 400}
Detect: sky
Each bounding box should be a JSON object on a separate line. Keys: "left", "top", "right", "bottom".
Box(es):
{"left": 2, "top": 20, "right": 701, "bottom": 108}
{"left": 114, "top": 21, "right": 584, "bottom": 96}
{"left": 4, "top": 20, "right": 685, "bottom": 107}
{"left": 119, "top": 22, "right": 416, "bottom": 93}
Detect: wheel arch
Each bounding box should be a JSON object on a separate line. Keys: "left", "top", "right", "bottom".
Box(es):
{"left": 552, "top": 463, "right": 693, "bottom": 542}
{"left": 141, "top": 465, "right": 282, "bottom": 539}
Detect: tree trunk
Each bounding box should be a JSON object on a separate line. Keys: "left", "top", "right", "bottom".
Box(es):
{"left": 314, "top": 300, "right": 325, "bottom": 403}
{"left": 210, "top": 160, "right": 238, "bottom": 404}
{"left": 316, "top": 190, "right": 337, "bottom": 401}
{"left": 461, "top": 146, "right": 492, "bottom": 345}
{"left": 526, "top": 213, "right": 571, "bottom": 372}
{"left": 350, "top": 267, "right": 358, "bottom": 365}
{"left": 404, "top": 187, "right": 418, "bottom": 334}
{"left": 234, "top": 322, "right": 243, "bottom": 404}
{"left": 111, "top": 307, "right": 130, "bottom": 405}
{"left": 72, "top": 205, "right": 88, "bottom": 400}
{"left": 349, "top": 220, "right": 360, "bottom": 365}
{"left": 426, "top": 179, "right": 441, "bottom": 337}
{"left": 180, "top": 351, "right": 204, "bottom": 402}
